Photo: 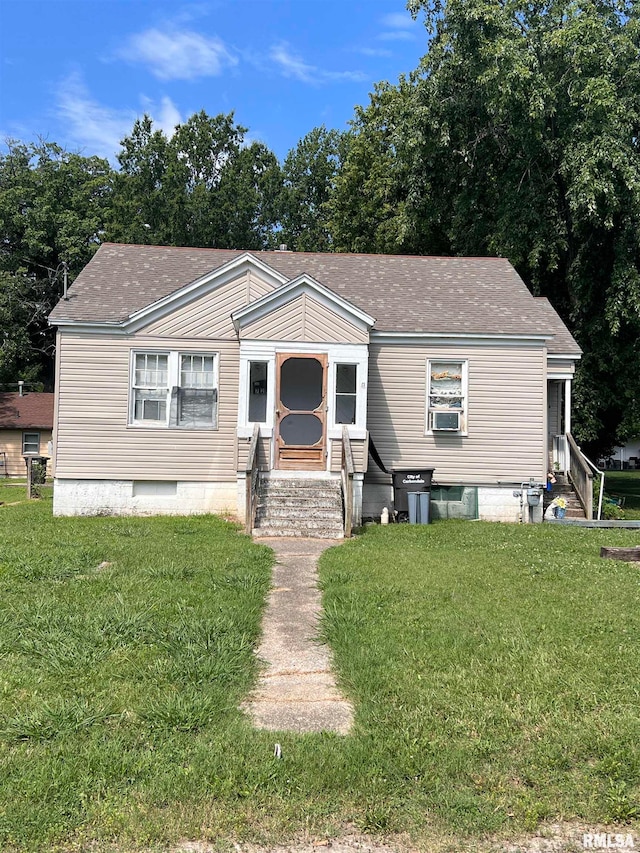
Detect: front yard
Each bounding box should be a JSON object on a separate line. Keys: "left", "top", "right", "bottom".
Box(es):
{"left": 0, "top": 494, "right": 638, "bottom": 851}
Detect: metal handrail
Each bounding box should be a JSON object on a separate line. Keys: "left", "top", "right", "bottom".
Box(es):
{"left": 566, "top": 432, "right": 605, "bottom": 520}
{"left": 341, "top": 425, "right": 355, "bottom": 538}
{"left": 245, "top": 423, "right": 261, "bottom": 535}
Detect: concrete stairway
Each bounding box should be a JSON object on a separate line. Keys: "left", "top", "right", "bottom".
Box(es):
{"left": 253, "top": 476, "right": 344, "bottom": 538}
{"left": 544, "top": 474, "right": 586, "bottom": 519}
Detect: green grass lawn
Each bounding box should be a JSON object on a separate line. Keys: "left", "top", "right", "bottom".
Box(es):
{"left": 602, "top": 470, "right": 640, "bottom": 519}
{"left": 1, "top": 496, "right": 639, "bottom": 851}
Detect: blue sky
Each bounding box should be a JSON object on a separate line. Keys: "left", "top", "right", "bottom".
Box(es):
{"left": 0, "top": 0, "right": 428, "bottom": 164}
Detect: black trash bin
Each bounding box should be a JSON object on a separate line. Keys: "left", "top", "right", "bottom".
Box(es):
{"left": 392, "top": 468, "right": 434, "bottom": 513}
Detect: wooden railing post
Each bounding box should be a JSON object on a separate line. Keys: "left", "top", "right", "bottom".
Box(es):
{"left": 341, "top": 425, "right": 355, "bottom": 538}
{"left": 567, "top": 432, "right": 594, "bottom": 519}
{"left": 245, "top": 423, "right": 260, "bottom": 535}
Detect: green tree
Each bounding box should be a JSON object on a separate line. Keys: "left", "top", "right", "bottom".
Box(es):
{"left": 332, "top": 0, "right": 640, "bottom": 454}
{"left": 280, "top": 126, "right": 347, "bottom": 252}
{"left": 0, "top": 141, "right": 113, "bottom": 387}
{"left": 107, "top": 111, "right": 282, "bottom": 250}
{"left": 213, "top": 142, "right": 283, "bottom": 250}
{"left": 106, "top": 115, "right": 186, "bottom": 245}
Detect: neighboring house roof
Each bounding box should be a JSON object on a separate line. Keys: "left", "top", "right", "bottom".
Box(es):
{"left": 0, "top": 392, "right": 55, "bottom": 429}
{"left": 49, "top": 243, "right": 581, "bottom": 353}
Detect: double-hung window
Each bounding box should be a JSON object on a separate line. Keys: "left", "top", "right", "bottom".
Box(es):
{"left": 131, "top": 351, "right": 218, "bottom": 428}
{"left": 427, "top": 360, "right": 467, "bottom": 433}
{"left": 133, "top": 353, "right": 169, "bottom": 423}
{"left": 178, "top": 354, "right": 217, "bottom": 427}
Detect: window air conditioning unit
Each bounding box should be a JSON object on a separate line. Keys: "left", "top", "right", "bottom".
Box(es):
{"left": 431, "top": 410, "right": 460, "bottom": 431}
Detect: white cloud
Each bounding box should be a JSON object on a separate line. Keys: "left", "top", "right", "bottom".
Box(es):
{"left": 140, "top": 95, "right": 183, "bottom": 137}
{"left": 378, "top": 30, "right": 416, "bottom": 41}
{"left": 269, "top": 43, "right": 367, "bottom": 85}
{"left": 56, "top": 74, "right": 183, "bottom": 162}
{"left": 380, "top": 12, "right": 415, "bottom": 30}
{"left": 356, "top": 47, "right": 393, "bottom": 58}
{"left": 118, "top": 27, "right": 237, "bottom": 80}
{"left": 378, "top": 10, "right": 418, "bottom": 41}
{"left": 56, "top": 73, "right": 136, "bottom": 161}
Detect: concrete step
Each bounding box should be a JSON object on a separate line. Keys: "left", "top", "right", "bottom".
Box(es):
{"left": 255, "top": 512, "right": 342, "bottom": 529}
{"left": 253, "top": 525, "right": 343, "bottom": 539}
{"left": 258, "top": 495, "right": 341, "bottom": 509}
{"left": 254, "top": 476, "right": 344, "bottom": 538}
{"left": 256, "top": 507, "right": 343, "bottom": 521}
{"left": 260, "top": 481, "right": 341, "bottom": 496}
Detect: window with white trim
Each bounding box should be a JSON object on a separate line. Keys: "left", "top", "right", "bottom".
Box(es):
{"left": 248, "top": 361, "right": 268, "bottom": 423}
{"left": 133, "top": 353, "right": 169, "bottom": 423}
{"left": 22, "top": 431, "right": 40, "bottom": 455}
{"left": 427, "top": 360, "right": 467, "bottom": 432}
{"left": 335, "top": 363, "right": 357, "bottom": 425}
{"left": 130, "top": 351, "right": 218, "bottom": 428}
{"left": 178, "top": 354, "right": 217, "bottom": 427}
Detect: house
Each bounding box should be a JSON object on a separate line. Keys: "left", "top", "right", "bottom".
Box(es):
{"left": 48, "top": 243, "right": 581, "bottom": 531}
{"left": 0, "top": 390, "right": 54, "bottom": 477}
{"left": 600, "top": 440, "right": 640, "bottom": 470}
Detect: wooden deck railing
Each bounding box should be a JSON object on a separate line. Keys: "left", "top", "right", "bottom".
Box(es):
{"left": 567, "top": 432, "right": 594, "bottom": 519}
{"left": 245, "top": 423, "right": 261, "bottom": 535}
{"left": 340, "top": 425, "right": 355, "bottom": 538}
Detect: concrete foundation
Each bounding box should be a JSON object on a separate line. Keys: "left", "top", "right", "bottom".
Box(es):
{"left": 362, "top": 482, "right": 543, "bottom": 523}
{"left": 53, "top": 478, "right": 237, "bottom": 517}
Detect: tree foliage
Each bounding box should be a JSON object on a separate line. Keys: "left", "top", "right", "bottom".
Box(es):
{"left": 279, "top": 126, "right": 348, "bottom": 252}
{"left": 106, "top": 111, "right": 282, "bottom": 249}
{"left": 331, "top": 0, "right": 640, "bottom": 454}
{"left": 0, "top": 141, "right": 112, "bottom": 387}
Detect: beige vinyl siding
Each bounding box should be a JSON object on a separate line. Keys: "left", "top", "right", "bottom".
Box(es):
{"left": 52, "top": 329, "right": 62, "bottom": 476}
{"left": 547, "top": 358, "right": 575, "bottom": 376}
{"left": 367, "top": 342, "right": 546, "bottom": 484}
{"left": 0, "top": 429, "right": 52, "bottom": 476}
{"left": 236, "top": 435, "right": 272, "bottom": 472}
{"left": 55, "top": 332, "right": 239, "bottom": 480}
{"left": 240, "top": 294, "right": 368, "bottom": 344}
{"left": 142, "top": 271, "right": 274, "bottom": 339}
{"left": 547, "top": 381, "right": 562, "bottom": 438}
{"left": 329, "top": 437, "right": 368, "bottom": 473}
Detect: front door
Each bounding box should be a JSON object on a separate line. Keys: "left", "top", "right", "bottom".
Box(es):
{"left": 275, "top": 353, "right": 327, "bottom": 470}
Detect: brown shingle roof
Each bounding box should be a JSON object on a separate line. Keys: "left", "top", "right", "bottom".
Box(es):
{"left": 49, "top": 243, "right": 581, "bottom": 353}
{"left": 534, "top": 298, "right": 581, "bottom": 355}
{"left": 0, "top": 392, "right": 54, "bottom": 429}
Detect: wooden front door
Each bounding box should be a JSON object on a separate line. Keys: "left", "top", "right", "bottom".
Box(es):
{"left": 275, "top": 353, "right": 327, "bottom": 470}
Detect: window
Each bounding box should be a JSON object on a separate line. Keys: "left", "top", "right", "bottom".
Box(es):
{"left": 335, "top": 363, "right": 357, "bottom": 425}
{"left": 133, "top": 353, "right": 168, "bottom": 423}
{"left": 131, "top": 351, "right": 218, "bottom": 428}
{"left": 248, "top": 361, "right": 268, "bottom": 423}
{"left": 178, "top": 354, "right": 217, "bottom": 427}
{"left": 23, "top": 432, "right": 40, "bottom": 455}
{"left": 427, "top": 360, "right": 466, "bottom": 432}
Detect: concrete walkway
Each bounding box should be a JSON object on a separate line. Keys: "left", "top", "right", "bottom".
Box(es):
{"left": 242, "top": 538, "right": 354, "bottom": 734}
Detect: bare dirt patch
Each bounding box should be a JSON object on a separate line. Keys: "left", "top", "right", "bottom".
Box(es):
{"left": 167, "top": 822, "right": 638, "bottom": 853}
